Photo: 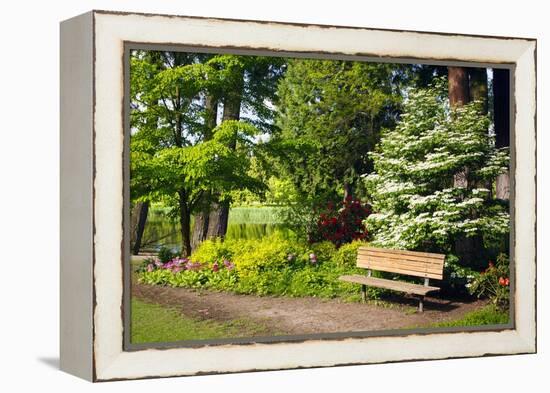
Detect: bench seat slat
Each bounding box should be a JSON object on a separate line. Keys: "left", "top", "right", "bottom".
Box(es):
{"left": 357, "top": 255, "right": 445, "bottom": 273}
{"left": 356, "top": 261, "right": 443, "bottom": 280}
{"left": 339, "top": 275, "right": 440, "bottom": 296}
{"left": 360, "top": 246, "right": 445, "bottom": 260}
{"left": 358, "top": 249, "right": 445, "bottom": 265}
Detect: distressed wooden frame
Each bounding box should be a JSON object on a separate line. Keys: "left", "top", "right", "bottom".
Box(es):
{"left": 60, "top": 10, "right": 537, "bottom": 382}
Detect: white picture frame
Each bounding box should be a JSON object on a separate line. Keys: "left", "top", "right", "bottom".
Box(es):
{"left": 60, "top": 10, "right": 536, "bottom": 382}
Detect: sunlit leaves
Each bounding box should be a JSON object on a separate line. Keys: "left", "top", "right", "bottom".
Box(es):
{"left": 365, "top": 78, "right": 509, "bottom": 254}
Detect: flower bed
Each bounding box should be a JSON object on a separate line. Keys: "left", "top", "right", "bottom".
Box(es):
{"left": 137, "top": 234, "right": 375, "bottom": 300}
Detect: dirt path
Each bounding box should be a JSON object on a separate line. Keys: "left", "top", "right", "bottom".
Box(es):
{"left": 132, "top": 281, "right": 487, "bottom": 335}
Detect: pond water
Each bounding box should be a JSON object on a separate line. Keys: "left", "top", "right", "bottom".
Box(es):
{"left": 140, "top": 206, "right": 292, "bottom": 252}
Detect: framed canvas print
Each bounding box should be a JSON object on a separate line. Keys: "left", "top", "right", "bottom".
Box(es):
{"left": 60, "top": 10, "right": 537, "bottom": 382}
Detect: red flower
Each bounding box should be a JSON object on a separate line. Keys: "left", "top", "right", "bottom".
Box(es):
{"left": 310, "top": 198, "right": 372, "bottom": 246}
{"left": 498, "top": 277, "right": 506, "bottom": 286}
{"left": 504, "top": 278, "right": 510, "bottom": 286}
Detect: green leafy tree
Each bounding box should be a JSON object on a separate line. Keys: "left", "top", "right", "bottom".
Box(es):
{"left": 131, "top": 120, "right": 265, "bottom": 256}
{"left": 202, "top": 54, "right": 286, "bottom": 239}
{"left": 130, "top": 50, "right": 270, "bottom": 256}
{"left": 364, "top": 78, "right": 509, "bottom": 265}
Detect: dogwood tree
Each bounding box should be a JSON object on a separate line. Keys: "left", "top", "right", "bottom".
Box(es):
{"left": 364, "top": 78, "right": 509, "bottom": 262}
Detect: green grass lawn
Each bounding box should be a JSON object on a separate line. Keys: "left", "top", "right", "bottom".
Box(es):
{"left": 131, "top": 298, "right": 507, "bottom": 344}
{"left": 130, "top": 298, "right": 275, "bottom": 344}
{"left": 428, "top": 304, "right": 509, "bottom": 328}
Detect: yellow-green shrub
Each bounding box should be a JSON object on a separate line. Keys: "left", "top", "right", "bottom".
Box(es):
{"left": 233, "top": 233, "right": 307, "bottom": 274}
{"left": 139, "top": 234, "right": 374, "bottom": 301}
{"left": 333, "top": 240, "right": 368, "bottom": 268}
{"left": 189, "top": 238, "right": 235, "bottom": 267}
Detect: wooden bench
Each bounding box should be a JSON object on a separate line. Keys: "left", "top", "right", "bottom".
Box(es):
{"left": 339, "top": 246, "right": 445, "bottom": 312}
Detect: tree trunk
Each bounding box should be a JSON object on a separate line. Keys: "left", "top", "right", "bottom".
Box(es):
{"left": 203, "top": 94, "right": 218, "bottom": 139}
{"left": 207, "top": 73, "right": 243, "bottom": 239}
{"left": 448, "top": 67, "right": 470, "bottom": 189}
{"left": 493, "top": 68, "right": 510, "bottom": 200}
{"left": 178, "top": 190, "right": 192, "bottom": 257}
{"left": 468, "top": 68, "right": 488, "bottom": 114}
{"left": 132, "top": 201, "right": 149, "bottom": 255}
{"left": 448, "top": 67, "right": 470, "bottom": 108}
{"left": 130, "top": 203, "right": 140, "bottom": 249}
{"left": 191, "top": 212, "right": 209, "bottom": 250}
{"left": 343, "top": 182, "right": 353, "bottom": 201}
{"left": 207, "top": 201, "right": 230, "bottom": 239}
{"left": 191, "top": 94, "right": 218, "bottom": 250}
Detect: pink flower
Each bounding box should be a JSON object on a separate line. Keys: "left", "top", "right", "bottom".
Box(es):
{"left": 163, "top": 261, "right": 174, "bottom": 269}
{"left": 226, "top": 261, "right": 235, "bottom": 270}
{"left": 146, "top": 264, "right": 154, "bottom": 272}
{"left": 223, "top": 259, "right": 235, "bottom": 270}
{"left": 212, "top": 262, "right": 219, "bottom": 272}
{"left": 185, "top": 261, "right": 202, "bottom": 271}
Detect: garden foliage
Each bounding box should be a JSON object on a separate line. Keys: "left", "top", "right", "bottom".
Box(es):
{"left": 132, "top": 52, "right": 511, "bottom": 307}
{"left": 469, "top": 253, "right": 510, "bottom": 310}
{"left": 130, "top": 51, "right": 285, "bottom": 255}
{"left": 138, "top": 234, "right": 375, "bottom": 300}
{"left": 365, "top": 78, "right": 509, "bottom": 258}
{"left": 309, "top": 197, "right": 371, "bottom": 247}
{"left": 273, "top": 59, "right": 405, "bottom": 201}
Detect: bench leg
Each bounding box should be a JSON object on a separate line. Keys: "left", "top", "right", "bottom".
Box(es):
{"left": 361, "top": 284, "right": 367, "bottom": 303}
{"left": 418, "top": 296, "right": 425, "bottom": 313}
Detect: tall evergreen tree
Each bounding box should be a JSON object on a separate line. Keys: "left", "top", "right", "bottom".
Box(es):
{"left": 274, "top": 59, "right": 405, "bottom": 202}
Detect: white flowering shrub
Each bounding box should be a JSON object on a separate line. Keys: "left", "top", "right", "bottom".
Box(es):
{"left": 364, "top": 78, "right": 509, "bottom": 260}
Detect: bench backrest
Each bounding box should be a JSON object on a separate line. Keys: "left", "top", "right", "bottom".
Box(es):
{"left": 356, "top": 247, "right": 445, "bottom": 280}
